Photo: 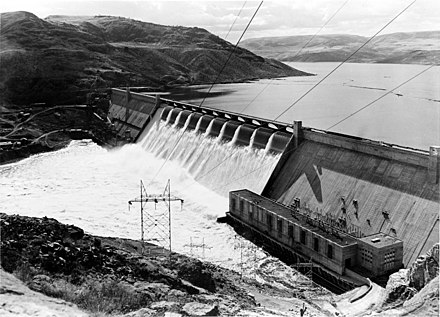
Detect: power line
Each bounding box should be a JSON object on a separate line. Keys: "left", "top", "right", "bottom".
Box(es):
{"left": 147, "top": 1, "right": 264, "bottom": 186}
{"left": 271, "top": 0, "right": 417, "bottom": 122}
{"left": 179, "top": 1, "right": 352, "bottom": 186}
{"left": 178, "top": 0, "right": 418, "bottom": 191}
{"left": 151, "top": 0, "right": 417, "bottom": 189}
{"left": 198, "top": 1, "right": 263, "bottom": 108}
{"left": 224, "top": 0, "right": 248, "bottom": 41}
{"left": 205, "top": 65, "right": 434, "bottom": 195}
{"left": 326, "top": 65, "right": 435, "bottom": 130}
{"left": 238, "top": 0, "right": 350, "bottom": 114}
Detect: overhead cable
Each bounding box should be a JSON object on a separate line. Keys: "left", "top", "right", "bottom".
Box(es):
{"left": 271, "top": 0, "right": 417, "bottom": 122}
{"left": 185, "top": 0, "right": 352, "bottom": 184}
{"left": 198, "top": 1, "right": 263, "bottom": 108}
{"left": 224, "top": 0, "right": 248, "bottom": 40}
{"left": 238, "top": 0, "right": 350, "bottom": 114}
{"left": 326, "top": 65, "right": 435, "bottom": 130}
{"left": 208, "top": 65, "right": 434, "bottom": 194}
{"left": 148, "top": 1, "right": 264, "bottom": 186}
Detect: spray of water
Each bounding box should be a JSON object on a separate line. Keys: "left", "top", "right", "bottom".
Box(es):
{"left": 0, "top": 137, "right": 315, "bottom": 296}
{"left": 139, "top": 117, "right": 279, "bottom": 196}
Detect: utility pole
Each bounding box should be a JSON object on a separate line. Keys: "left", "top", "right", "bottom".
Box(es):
{"left": 128, "top": 179, "right": 183, "bottom": 255}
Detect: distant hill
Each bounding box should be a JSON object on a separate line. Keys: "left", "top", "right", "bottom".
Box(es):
{"left": 240, "top": 31, "right": 440, "bottom": 64}
{"left": 0, "top": 12, "right": 310, "bottom": 105}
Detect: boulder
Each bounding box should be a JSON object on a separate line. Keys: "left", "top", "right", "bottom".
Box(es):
{"left": 382, "top": 269, "right": 415, "bottom": 304}
{"left": 66, "top": 225, "right": 84, "bottom": 240}
{"left": 28, "top": 274, "right": 55, "bottom": 293}
{"left": 194, "top": 294, "right": 220, "bottom": 304}
{"left": 408, "top": 243, "right": 439, "bottom": 291}
{"left": 134, "top": 282, "right": 170, "bottom": 300}
{"left": 123, "top": 307, "right": 156, "bottom": 317}
{"left": 167, "top": 289, "right": 186, "bottom": 299}
{"left": 150, "top": 300, "right": 179, "bottom": 310}
{"left": 176, "top": 259, "right": 216, "bottom": 292}
{"left": 164, "top": 313, "right": 183, "bottom": 317}
{"left": 180, "top": 279, "right": 208, "bottom": 295}
{"left": 181, "top": 302, "right": 219, "bottom": 316}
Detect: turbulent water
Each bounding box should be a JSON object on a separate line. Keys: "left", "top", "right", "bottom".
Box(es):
{"left": 1, "top": 134, "right": 308, "bottom": 291}
{"left": 7, "top": 62, "right": 433, "bottom": 298}
{"left": 138, "top": 117, "right": 280, "bottom": 197}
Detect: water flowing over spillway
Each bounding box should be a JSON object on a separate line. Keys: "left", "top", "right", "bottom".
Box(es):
{"left": 138, "top": 114, "right": 280, "bottom": 197}
{"left": 0, "top": 138, "right": 311, "bottom": 293}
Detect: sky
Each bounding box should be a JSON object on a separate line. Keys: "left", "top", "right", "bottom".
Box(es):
{"left": 1, "top": 0, "right": 439, "bottom": 43}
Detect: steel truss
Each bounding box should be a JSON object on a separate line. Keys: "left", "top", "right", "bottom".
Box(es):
{"left": 128, "top": 179, "right": 183, "bottom": 254}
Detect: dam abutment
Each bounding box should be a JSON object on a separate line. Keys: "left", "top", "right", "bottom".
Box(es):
{"left": 108, "top": 87, "right": 439, "bottom": 279}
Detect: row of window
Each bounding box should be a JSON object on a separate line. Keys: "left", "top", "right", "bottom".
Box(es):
{"left": 232, "top": 196, "right": 334, "bottom": 259}
{"left": 360, "top": 248, "right": 373, "bottom": 264}
{"left": 384, "top": 251, "right": 395, "bottom": 265}
{"left": 384, "top": 251, "right": 396, "bottom": 270}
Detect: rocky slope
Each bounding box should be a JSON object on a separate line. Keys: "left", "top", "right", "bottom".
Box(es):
{"left": 240, "top": 31, "right": 440, "bottom": 64}
{"left": 0, "top": 213, "right": 334, "bottom": 316}
{"left": 1, "top": 214, "right": 438, "bottom": 316}
{"left": 0, "top": 11, "right": 310, "bottom": 106}
{"left": 376, "top": 243, "right": 439, "bottom": 316}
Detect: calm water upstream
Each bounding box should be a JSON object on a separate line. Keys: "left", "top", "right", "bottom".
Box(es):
{"left": 170, "top": 62, "right": 440, "bottom": 150}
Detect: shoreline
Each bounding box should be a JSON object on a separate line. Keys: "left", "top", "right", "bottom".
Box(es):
{"left": 0, "top": 212, "right": 332, "bottom": 317}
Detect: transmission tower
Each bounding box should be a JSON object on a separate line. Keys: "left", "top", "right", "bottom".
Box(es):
{"left": 233, "top": 235, "right": 261, "bottom": 279}
{"left": 184, "top": 237, "right": 212, "bottom": 259}
{"left": 128, "top": 179, "right": 184, "bottom": 255}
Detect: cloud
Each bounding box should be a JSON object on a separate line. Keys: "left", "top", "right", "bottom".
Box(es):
{"left": 1, "top": 0, "right": 439, "bottom": 42}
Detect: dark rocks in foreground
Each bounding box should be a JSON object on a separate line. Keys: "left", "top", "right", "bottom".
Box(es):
{"left": 0, "top": 213, "right": 257, "bottom": 315}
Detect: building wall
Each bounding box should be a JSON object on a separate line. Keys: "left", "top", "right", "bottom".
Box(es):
{"left": 262, "top": 137, "right": 439, "bottom": 266}
{"left": 230, "top": 192, "right": 358, "bottom": 275}
{"left": 357, "top": 239, "right": 404, "bottom": 276}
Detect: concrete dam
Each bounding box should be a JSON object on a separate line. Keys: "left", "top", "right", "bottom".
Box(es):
{"left": 108, "top": 88, "right": 439, "bottom": 282}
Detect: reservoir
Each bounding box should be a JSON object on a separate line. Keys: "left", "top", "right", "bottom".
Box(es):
{"left": 1, "top": 62, "right": 438, "bottom": 290}
{"left": 170, "top": 62, "right": 439, "bottom": 150}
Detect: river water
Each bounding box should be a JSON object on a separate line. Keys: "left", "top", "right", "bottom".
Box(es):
{"left": 1, "top": 62, "right": 438, "bottom": 295}
{"left": 170, "top": 62, "right": 440, "bottom": 150}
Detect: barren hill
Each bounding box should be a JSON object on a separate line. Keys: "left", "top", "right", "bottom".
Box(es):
{"left": 0, "top": 11, "right": 310, "bottom": 105}
{"left": 240, "top": 31, "right": 440, "bottom": 64}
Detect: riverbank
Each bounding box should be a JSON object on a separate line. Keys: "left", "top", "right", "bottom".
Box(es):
{"left": 0, "top": 213, "right": 334, "bottom": 316}
{"left": 0, "top": 101, "right": 118, "bottom": 165}
{"left": 1, "top": 214, "right": 438, "bottom": 316}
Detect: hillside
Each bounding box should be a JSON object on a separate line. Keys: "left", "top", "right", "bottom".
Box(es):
{"left": 240, "top": 31, "right": 440, "bottom": 64}
{"left": 0, "top": 11, "right": 310, "bottom": 106}
{"left": 0, "top": 213, "right": 333, "bottom": 317}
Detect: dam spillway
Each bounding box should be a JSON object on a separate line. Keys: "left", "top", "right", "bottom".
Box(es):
{"left": 136, "top": 106, "right": 282, "bottom": 196}
{"left": 108, "top": 88, "right": 440, "bottom": 270}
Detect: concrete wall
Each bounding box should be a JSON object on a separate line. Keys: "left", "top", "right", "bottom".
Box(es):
{"left": 108, "top": 88, "right": 162, "bottom": 141}
{"left": 357, "top": 238, "right": 403, "bottom": 276}
{"left": 262, "top": 127, "right": 439, "bottom": 267}
{"left": 230, "top": 191, "right": 358, "bottom": 275}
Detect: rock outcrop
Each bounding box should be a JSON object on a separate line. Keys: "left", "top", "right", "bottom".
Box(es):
{"left": 0, "top": 269, "right": 88, "bottom": 317}
{"left": 0, "top": 213, "right": 271, "bottom": 316}
{"left": 380, "top": 243, "right": 439, "bottom": 313}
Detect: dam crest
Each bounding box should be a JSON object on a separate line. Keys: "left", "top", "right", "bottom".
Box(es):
{"left": 108, "top": 87, "right": 439, "bottom": 287}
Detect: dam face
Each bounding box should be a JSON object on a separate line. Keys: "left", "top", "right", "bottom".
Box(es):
{"left": 108, "top": 88, "right": 440, "bottom": 269}
{"left": 109, "top": 88, "right": 293, "bottom": 153}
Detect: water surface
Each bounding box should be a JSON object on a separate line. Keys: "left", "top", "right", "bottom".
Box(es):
{"left": 170, "top": 62, "right": 439, "bottom": 149}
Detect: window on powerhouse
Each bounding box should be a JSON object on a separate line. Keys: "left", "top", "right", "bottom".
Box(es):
{"left": 327, "top": 244, "right": 333, "bottom": 259}
{"left": 300, "top": 230, "right": 306, "bottom": 244}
